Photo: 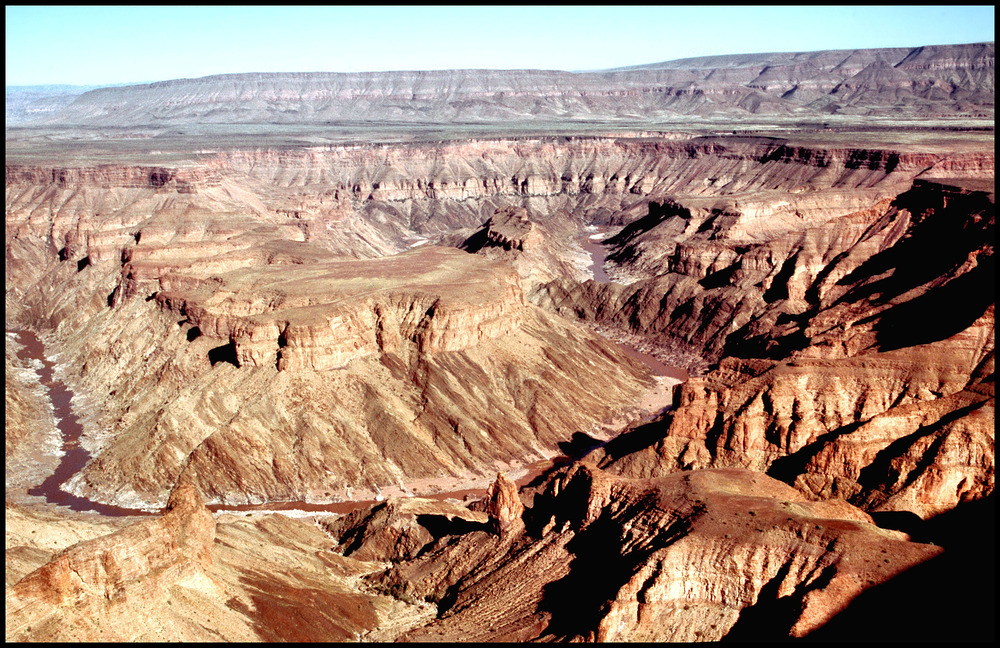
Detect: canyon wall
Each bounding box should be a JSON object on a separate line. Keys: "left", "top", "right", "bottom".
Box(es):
{"left": 591, "top": 179, "right": 994, "bottom": 519}
{"left": 369, "top": 464, "right": 949, "bottom": 642}
{"left": 5, "top": 135, "right": 993, "bottom": 511}
{"left": 5, "top": 132, "right": 994, "bottom": 642}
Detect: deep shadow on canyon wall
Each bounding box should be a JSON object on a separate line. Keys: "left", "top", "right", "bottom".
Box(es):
{"left": 805, "top": 495, "right": 995, "bottom": 643}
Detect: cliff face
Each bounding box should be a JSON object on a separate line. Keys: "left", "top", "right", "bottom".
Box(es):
{"left": 534, "top": 176, "right": 994, "bottom": 362}
{"left": 371, "top": 464, "right": 945, "bottom": 642}
{"left": 147, "top": 245, "right": 526, "bottom": 371}
{"left": 9, "top": 135, "right": 987, "bottom": 289}
{"left": 459, "top": 205, "right": 594, "bottom": 287}
{"left": 5, "top": 123, "right": 994, "bottom": 642}
{"left": 10, "top": 264, "right": 651, "bottom": 509}
{"left": 592, "top": 179, "right": 995, "bottom": 519}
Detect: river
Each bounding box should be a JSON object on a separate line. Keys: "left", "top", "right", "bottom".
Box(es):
{"left": 581, "top": 225, "right": 689, "bottom": 383}
{"left": 582, "top": 226, "right": 613, "bottom": 283}
{"left": 10, "top": 329, "right": 156, "bottom": 516}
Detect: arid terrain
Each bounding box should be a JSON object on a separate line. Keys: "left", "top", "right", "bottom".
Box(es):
{"left": 6, "top": 42, "right": 995, "bottom": 641}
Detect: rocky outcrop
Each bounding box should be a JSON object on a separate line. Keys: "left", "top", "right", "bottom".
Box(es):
{"left": 535, "top": 178, "right": 994, "bottom": 360}
{"left": 375, "top": 464, "right": 945, "bottom": 641}
{"left": 9, "top": 480, "right": 214, "bottom": 604}
{"left": 9, "top": 259, "right": 651, "bottom": 509}
{"left": 593, "top": 179, "right": 995, "bottom": 519}
{"left": 5, "top": 479, "right": 216, "bottom": 638}
{"left": 4, "top": 492, "right": 433, "bottom": 642}
{"left": 483, "top": 472, "right": 525, "bottom": 535}
{"left": 461, "top": 206, "right": 541, "bottom": 253}
{"left": 320, "top": 497, "right": 488, "bottom": 563}
{"left": 460, "top": 206, "right": 594, "bottom": 287}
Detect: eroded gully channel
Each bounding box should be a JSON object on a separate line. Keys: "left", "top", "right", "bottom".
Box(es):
{"left": 9, "top": 232, "right": 687, "bottom": 518}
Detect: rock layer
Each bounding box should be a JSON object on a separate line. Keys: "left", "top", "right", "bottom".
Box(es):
{"left": 590, "top": 179, "right": 995, "bottom": 519}
{"left": 374, "top": 464, "right": 943, "bottom": 641}
{"left": 149, "top": 245, "right": 526, "bottom": 371}
{"left": 5, "top": 494, "right": 432, "bottom": 641}
{"left": 23, "top": 42, "right": 993, "bottom": 127}
{"left": 6, "top": 480, "right": 216, "bottom": 638}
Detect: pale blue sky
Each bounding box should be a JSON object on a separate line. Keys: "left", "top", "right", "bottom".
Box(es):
{"left": 5, "top": 5, "right": 995, "bottom": 86}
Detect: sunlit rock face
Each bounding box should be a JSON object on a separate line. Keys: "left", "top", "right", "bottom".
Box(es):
{"left": 592, "top": 179, "right": 994, "bottom": 520}
{"left": 370, "top": 464, "right": 942, "bottom": 642}
{"left": 6, "top": 480, "right": 216, "bottom": 635}
{"left": 151, "top": 245, "right": 527, "bottom": 371}
{"left": 4, "top": 483, "right": 424, "bottom": 642}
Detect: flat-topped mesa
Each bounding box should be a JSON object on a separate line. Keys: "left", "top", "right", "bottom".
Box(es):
{"left": 472, "top": 207, "right": 541, "bottom": 252}
{"left": 154, "top": 245, "right": 525, "bottom": 370}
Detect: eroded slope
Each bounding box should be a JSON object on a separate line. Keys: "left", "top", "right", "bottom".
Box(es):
{"left": 585, "top": 179, "right": 995, "bottom": 519}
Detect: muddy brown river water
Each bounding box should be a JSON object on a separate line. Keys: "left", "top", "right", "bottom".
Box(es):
{"left": 583, "top": 229, "right": 613, "bottom": 283}
{"left": 10, "top": 329, "right": 156, "bottom": 516}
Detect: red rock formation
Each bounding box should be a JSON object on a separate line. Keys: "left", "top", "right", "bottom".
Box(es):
{"left": 320, "top": 497, "right": 488, "bottom": 563}
{"left": 460, "top": 206, "right": 595, "bottom": 286}
{"left": 595, "top": 180, "right": 995, "bottom": 519}
{"left": 484, "top": 472, "right": 525, "bottom": 535}
{"left": 376, "top": 464, "right": 943, "bottom": 642}
{"left": 5, "top": 43, "right": 994, "bottom": 644}
{"left": 4, "top": 486, "right": 433, "bottom": 641}
{"left": 6, "top": 479, "right": 215, "bottom": 635}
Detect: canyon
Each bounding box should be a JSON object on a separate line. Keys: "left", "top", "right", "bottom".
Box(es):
{"left": 6, "top": 42, "right": 995, "bottom": 641}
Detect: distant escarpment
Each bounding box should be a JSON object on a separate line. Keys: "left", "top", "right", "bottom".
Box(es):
{"left": 568, "top": 179, "right": 995, "bottom": 520}
{"left": 22, "top": 42, "right": 994, "bottom": 127}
